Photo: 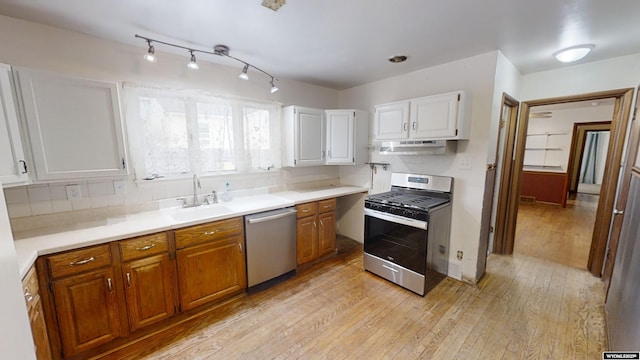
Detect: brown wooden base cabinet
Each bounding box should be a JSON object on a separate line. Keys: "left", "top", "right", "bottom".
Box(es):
{"left": 23, "top": 266, "right": 53, "bottom": 360}
{"left": 175, "top": 217, "right": 246, "bottom": 311}
{"left": 36, "top": 219, "right": 246, "bottom": 359}
{"left": 296, "top": 198, "right": 336, "bottom": 265}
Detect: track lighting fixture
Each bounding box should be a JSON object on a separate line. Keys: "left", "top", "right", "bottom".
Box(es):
{"left": 135, "top": 34, "right": 279, "bottom": 94}
{"left": 144, "top": 40, "right": 156, "bottom": 63}
{"left": 239, "top": 64, "right": 249, "bottom": 80}
{"left": 187, "top": 51, "right": 199, "bottom": 70}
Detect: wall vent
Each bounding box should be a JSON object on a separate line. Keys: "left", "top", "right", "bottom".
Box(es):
{"left": 520, "top": 195, "right": 536, "bottom": 204}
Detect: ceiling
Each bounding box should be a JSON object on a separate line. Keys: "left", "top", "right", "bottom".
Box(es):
{"left": 0, "top": 0, "right": 639, "bottom": 90}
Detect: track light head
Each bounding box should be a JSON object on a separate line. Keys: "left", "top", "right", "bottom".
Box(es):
{"left": 239, "top": 64, "right": 250, "bottom": 80}
{"left": 270, "top": 78, "right": 279, "bottom": 94}
{"left": 187, "top": 51, "right": 199, "bottom": 70}
{"left": 144, "top": 40, "right": 156, "bottom": 62}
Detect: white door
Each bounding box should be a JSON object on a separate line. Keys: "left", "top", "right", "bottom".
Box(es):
{"left": 14, "top": 69, "right": 127, "bottom": 181}
{"left": 373, "top": 101, "right": 409, "bottom": 140}
{"left": 326, "top": 110, "right": 354, "bottom": 165}
{"left": 0, "top": 64, "right": 28, "bottom": 186}
{"left": 296, "top": 107, "right": 325, "bottom": 166}
{"left": 410, "top": 92, "right": 459, "bottom": 139}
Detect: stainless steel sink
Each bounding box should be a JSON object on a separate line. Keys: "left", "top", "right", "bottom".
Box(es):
{"left": 165, "top": 204, "right": 232, "bottom": 222}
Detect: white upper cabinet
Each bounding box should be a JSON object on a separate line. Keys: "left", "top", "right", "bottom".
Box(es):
{"left": 325, "top": 109, "right": 369, "bottom": 165}
{"left": 373, "top": 101, "right": 410, "bottom": 141}
{"left": 282, "top": 106, "right": 325, "bottom": 167}
{"left": 14, "top": 68, "right": 127, "bottom": 181}
{"left": 0, "top": 64, "right": 29, "bottom": 187}
{"left": 374, "top": 91, "right": 469, "bottom": 141}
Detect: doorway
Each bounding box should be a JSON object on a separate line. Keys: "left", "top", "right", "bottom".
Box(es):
{"left": 494, "top": 88, "right": 635, "bottom": 277}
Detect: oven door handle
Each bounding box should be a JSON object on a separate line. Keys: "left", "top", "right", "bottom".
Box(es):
{"left": 364, "top": 208, "right": 428, "bottom": 230}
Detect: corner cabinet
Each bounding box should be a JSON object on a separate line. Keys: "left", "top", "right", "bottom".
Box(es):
{"left": 374, "top": 91, "right": 469, "bottom": 141}
{"left": 325, "top": 109, "right": 369, "bottom": 165}
{"left": 0, "top": 63, "right": 29, "bottom": 186}
{"left": 282, "top": 106, "right": 326, "bottom": 167}
{"left": 13, "top": 68, "right": 127, "bottom": 181}
{"left": 23, "top": 265, "right": 52, "bottom": 360}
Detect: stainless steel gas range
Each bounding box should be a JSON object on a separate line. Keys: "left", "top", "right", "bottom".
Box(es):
{"left": 363, "top": 173, "right": 453, "bottom": 296}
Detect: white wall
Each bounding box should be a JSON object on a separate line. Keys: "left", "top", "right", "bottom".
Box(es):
{"left": 0, "top": 184, "right": 36, "bottom": 360}
{"left": 525, "top": 104, "right": 614, "bottom": 172}
{"left": 521, "top": 53, "right": 640, "bottom": 101}
{"left": 338, "top": 51, "right": 501, "bottom": 282}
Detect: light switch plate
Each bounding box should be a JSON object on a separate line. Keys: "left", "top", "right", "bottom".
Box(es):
{"left": 65, "top": 184, "right": 82, "bottom": 200}
{"left": 459, "top": 156, "right": 472, "bottom": 170}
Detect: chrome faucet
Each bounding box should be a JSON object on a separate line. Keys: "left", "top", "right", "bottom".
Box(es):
{"left": 192, "top": 174, "right": 201, "bottom": 206}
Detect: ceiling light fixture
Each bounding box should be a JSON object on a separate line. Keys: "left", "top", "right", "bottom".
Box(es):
{"left": 388, "top": 55, "right": 408, "bottom": 63}
{"left": 144, "top": 40, "right": 156, "bottom": 63}
{"left": 187, "top": 51, "right": 199, "bottom": 70}
{"left": 239, "top": 64, "right": 249, "bottom": 80}
{"left": 135, "top": 34, "right": 279, "bottom": 94}
{"left": 262, "top": 0, "right": 285, "bottom": 11}
{"left": 553, "top": 44, "right": 595, "bottom": 63}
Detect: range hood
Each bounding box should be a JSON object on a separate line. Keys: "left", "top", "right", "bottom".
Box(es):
{"left": 379, "top": 140, "right": 455, "bottom": 155}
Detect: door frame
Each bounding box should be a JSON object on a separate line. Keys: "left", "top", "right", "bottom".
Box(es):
{"left": 567, "top": 121, "right": 612, "bottom": 194}
{"left": 604, "top": 86, "right": 640, "bottom": 295}
{"left": 492, "top": 93, "right": 520, "bottom": 254}
{"left": 500, "top": 88, "right": 634, "bottom": 277}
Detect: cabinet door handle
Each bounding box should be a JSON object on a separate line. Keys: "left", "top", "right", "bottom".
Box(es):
{"left": 107, "top": 278, "right": 113, "bottom": 293}
{"left": 313, "top": 221, "right": 317, "bottom": 229}
{"left": 412, "top": 122, "right": 417, "bottom": 130}
{"left": 136, "top": 243, "right": 156, "bottom": 251}
{"left": 204, "top": 230, "right": 219, "bottom": 236}
{"left": 238, "top": 242, "right": 243, "bottom": 253}
{"left": 69, "top": 256, "right": 95, "bottom": 266}
{"left": 403, "top": 123, "right": 408, "bottom": 131}
{"left": 302, "top": 209, "right": 310, "bottom": 213}
{"left": 19, "top": 160, "right": 28, "bottom": 174}
{"left": 126, "top": 273, "right": 131, "bottom": 287}
{"left": 24, "top": 291, "right": 34, "bottom": 303}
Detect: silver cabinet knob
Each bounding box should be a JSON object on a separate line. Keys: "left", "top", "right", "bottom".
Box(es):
{"left": 613, "top": 209, "right": 624, "bottom": 215}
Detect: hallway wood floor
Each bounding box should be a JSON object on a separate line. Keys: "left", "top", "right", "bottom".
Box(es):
{"left": 105, "top": 236, "right": 607, "bottom": 360}
{"left": 514, "top": 193, "right": 599, "bottom": 269}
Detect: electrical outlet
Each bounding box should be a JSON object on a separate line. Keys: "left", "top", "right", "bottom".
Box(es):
{"left": 113, "top": 180, "right": 126, "bottom": 195}
{"left": 65, "top": 184, "right": 82, "bottom": 200}
{"left": 457, "top": 250, "right": 463, "bottom": 261}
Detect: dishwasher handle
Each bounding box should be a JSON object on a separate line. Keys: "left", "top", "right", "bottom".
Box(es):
{"left": 246, "top": 208, "right": 297, "bottom": 224}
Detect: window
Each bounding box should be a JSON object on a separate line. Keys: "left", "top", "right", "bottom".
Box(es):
{"left": 124, "top": 84, "right": 280, "bottom": 179}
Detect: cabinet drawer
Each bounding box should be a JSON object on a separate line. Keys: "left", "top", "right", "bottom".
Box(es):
{"left": 175, "top": 217, "right": 243, "bottom": 249}
{"left": 318, "top": 198, "right": 336, "bottom": 213}
{"left": 47, "top": 244, "right": 112, "bottom": 279}
{"left": 119, "top": 232, "right": 169, "bottom": 261}
{"left": 296, "top": 202, "right": 318, "bottom": 218}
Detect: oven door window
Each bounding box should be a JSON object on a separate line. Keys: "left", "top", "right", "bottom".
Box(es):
{"left": 364, "top": 215, "right": 427, "bottom": 275}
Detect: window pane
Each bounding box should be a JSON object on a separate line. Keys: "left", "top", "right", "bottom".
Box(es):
{"left": 243, "top": 108, "right": 272, "bottom": 169}
{"left": 197, "top": 102, "right": 235, "bottom": 172}
{"left": 139, "top": 97, "right": 189, "bottom": 175}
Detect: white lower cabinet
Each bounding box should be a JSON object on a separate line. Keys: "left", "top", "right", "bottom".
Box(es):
{"left": 14, "top": 68, "right": 127, "bottom": 181}
{"left": 0, "top": 63, "right": 29, "bottom": 186}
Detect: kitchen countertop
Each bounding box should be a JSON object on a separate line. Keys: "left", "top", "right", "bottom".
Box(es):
{"left": 13, "top": 185, "right": 368, "bottom": 278}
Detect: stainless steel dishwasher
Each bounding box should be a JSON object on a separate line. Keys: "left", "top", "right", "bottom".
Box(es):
{"left": 244, "top": 207, "right": 297, "bottom": 292}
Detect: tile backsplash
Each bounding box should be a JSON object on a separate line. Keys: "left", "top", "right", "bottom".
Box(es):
{"left": 4, "top": 166, "right": 343, "bottom": 234}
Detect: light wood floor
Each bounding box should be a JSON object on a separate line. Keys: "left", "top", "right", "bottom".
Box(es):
{"left": 514, "top": 193, "right": 599, "bottom": 269}
{"left": 114, "top": 236, "right": 607, "bottom": 360}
